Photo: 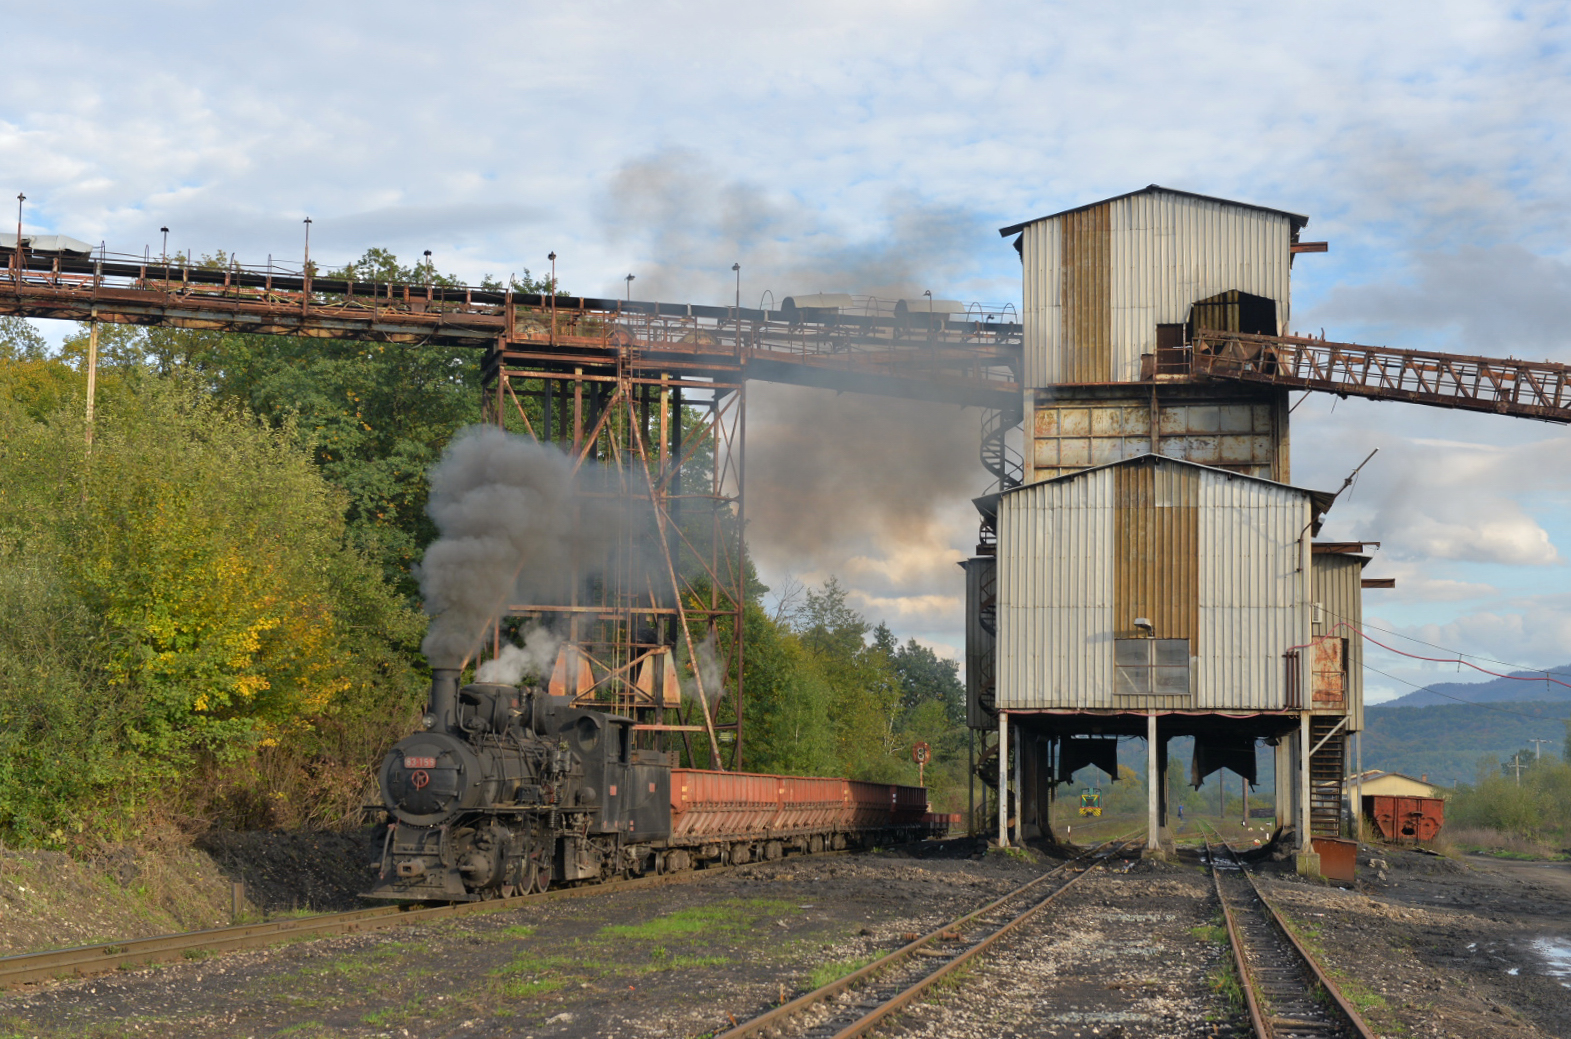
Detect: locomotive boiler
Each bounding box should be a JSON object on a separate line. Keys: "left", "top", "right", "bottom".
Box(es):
{"left": 369, "top": 669, "right": 943, "bottom": 902}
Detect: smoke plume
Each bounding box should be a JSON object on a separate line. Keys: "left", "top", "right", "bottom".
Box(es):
{"left": 417, "top": 426, "right": 621, "bottom": 667}
{"left": 601, "top": 150, "right": 999, "bottom": 646}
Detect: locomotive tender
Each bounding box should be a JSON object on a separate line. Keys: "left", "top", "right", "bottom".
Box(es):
{"left": 368, "top": 669, "right": 938, "bottom": 902}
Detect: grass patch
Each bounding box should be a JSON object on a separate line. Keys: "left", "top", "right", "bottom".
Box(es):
{"left": 274, "top": 1024, "right": 333, "bottom": 1038}
{"left": 497, "top": 924, "right": 537, "bottom": 938}
{"left": 488, "top": 952, "right": 591, "bottom": 977}
{"left": 807, "top": 953, "right": 880, "bottom": 990}
{"left": 1208, "top": 953, "right": 1244, "bottom": 1009}
{"left": 497, "top": 977, "right": 567, "bottom": 1000}
{"left": 598, "top": 898, "right": 797, "bottom": 941}
{"left": 1190, "top": 921, "right": 1228, "bottom": 944}
{"left": 360, "top": 994, "right": 426, "bottom": 1027}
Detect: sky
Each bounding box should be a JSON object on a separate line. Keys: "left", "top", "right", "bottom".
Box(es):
{"left": 4, "top": 1, "right": 1570, "bottom": 704}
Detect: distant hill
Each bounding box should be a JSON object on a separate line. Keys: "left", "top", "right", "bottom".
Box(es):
{"left": 1361, "top": 700, "right": 1570, "bottom": 788}
{"left": 1375, "top": 664, "right": 1571, "bottom": 708}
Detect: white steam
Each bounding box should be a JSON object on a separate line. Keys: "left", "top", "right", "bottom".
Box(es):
{"left": 474, "top": 626, "right": 564, "bottom": 686}
{"left": 684, "top": 632, "right": 726, "bottom": 711}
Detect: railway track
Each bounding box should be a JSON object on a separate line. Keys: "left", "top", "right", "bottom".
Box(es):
{"left": 716, "top": 832, "right": 1144, "bottom": 1039}
{"left": 1202, "top": 825, "right": 1377, "bottom": 1039}
{"left": 0, "top": 852, "right": 845, "bottom": 991}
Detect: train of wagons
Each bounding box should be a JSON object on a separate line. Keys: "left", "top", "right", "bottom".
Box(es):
{"left": 368, "top": 669, "right": 952, "bottom": 902}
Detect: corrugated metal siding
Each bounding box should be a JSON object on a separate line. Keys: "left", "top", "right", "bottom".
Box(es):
{"left": 1113, "top": 461, "right": 1199, "bottom": 643}
{"left": 1020, "top": 219, "right": 1061, "bottom": 387}
{"left": 995, "top": 467, "right": 1114, "bottom": 709}
{"left": 1021, "top": 189, "right": 1295, "bottom": 387}
{"left": 1312, "top": 554, "right": 1365, "bottom": 731}
{"left": 1196, "top": 468, "right": 1308, "bottom": 710}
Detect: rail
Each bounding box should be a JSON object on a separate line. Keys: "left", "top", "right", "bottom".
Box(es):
{"left": 717, "top": 831, "right": 1145, "bottom": 1039}
{"left": 1201, "top": 824, "right": 1377, "bottom": 1039}
{"left": 0, "top": 852, "right": 845, "bottom": 991}
{"left": 1187, "top": 330, "right": 1571, "bottom": 424}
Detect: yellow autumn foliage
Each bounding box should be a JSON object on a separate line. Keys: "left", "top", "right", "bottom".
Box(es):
{"left": 0, "top": 371, "right": 425, "bottom": 842}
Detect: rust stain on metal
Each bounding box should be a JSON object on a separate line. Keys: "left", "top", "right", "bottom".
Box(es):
{"left": 1113, "top": 460, "right": 1198, "bottom": 647}
{"left": 1059, "top": 203, "right": 1111, "bottom": 383}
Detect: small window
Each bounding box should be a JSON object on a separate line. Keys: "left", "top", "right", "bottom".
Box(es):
{"left": 1115, "top": 638, "right": 1191, "bottom": 697}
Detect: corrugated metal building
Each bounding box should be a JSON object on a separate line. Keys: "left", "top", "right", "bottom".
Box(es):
{"left": 1001, "top": 185, "right": 1307, "bottom": 485}
{"left": 987, "top": 455, "right": 1335, "bottom": 713}
{"left": 1005, "top": 185, "right": 1306, "bottom": 388}
{"left": 972, "top": 186, "right": 1367, "bottom": 869}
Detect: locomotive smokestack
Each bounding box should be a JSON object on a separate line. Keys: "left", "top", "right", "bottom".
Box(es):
{"left": 429, "top": 668, "right": 460, "bottom": 731}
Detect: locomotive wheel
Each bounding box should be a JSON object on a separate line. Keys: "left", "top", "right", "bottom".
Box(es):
{"left": 531, "top": 863, "right": 551, "bottom": 894}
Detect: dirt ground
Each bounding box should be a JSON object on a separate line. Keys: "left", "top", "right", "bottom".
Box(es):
{"left": 0, "top": 839, "right": 1047, "bottom": 1039}
{"left": 0, "top": 828, "right": 388, "bottom": 959}
{"left": 5, "top": 835, "right": 1569, "bottom": 1038}
{"left": 1253, "top": 844, "right": 1571, "bottom": 1039}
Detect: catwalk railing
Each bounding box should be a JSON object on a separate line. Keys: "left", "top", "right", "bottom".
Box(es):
{"left": 1182, "top": 329, "right": 1571, "bottom": 423}
{"left": 0, "top": 246, "right": 1023, "bottom": 408}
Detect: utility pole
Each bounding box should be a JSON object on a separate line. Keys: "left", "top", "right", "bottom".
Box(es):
{"left": 13, "top": 193, "right": 24, "bottom": 287}
{"left": 1528, "top": 738, "right": 1551, "bottom": 761}
{"left": 1510, "top": 754, "right": 1525, "bottom": 785}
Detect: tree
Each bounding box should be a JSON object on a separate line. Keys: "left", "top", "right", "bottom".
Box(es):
{"left": 891, "top": 637, "right": 965, "bottom": 724}
{"left": 0, "top": 375, "right": 424, "bottom": 843}
{"left": 796, "top": 579, "right": 903, "bottom": 780}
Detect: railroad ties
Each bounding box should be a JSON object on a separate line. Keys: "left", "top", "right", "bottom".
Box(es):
{"left": 1204, "top": 826, "right": 1376, "bottom": 1039}
{"left": 719, "top": 833, "right": 1145, "bottom": 1039}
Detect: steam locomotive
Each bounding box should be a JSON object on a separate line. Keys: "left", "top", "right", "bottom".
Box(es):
{"left": 368, "top": 669, "right": 940, "bottom": 902}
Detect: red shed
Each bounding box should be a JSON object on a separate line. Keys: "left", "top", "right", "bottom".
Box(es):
{"left": 1363, "top": 794, "right": 1445, "bottom": 843}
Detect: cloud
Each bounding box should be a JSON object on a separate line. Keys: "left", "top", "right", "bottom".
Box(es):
{"left": 1361, "top": 562, "right": 1497, "bottom": 604}
{"left": 1307, "top": 426, "right": 1571, "bottom": 568}
{"left": 1363, "top": 592, "right": 1571, "bottom": 693}
{"left": 1314, "top": 246, "right": 1571, "bottom": 360}
{"left": 4, "top": 1, "right": 1571, "bottom": 674}
{"left": 597, "top": 149, "right": 997, "bottom": 304}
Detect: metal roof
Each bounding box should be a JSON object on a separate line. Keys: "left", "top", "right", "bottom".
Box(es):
{"left": 0, "top": 232, "right": 96, "bottom": 254}
{"left": 998, "top": 184, "right": 1310, "bottom": 238}
{"left": 974, "top": 452, "right": 1337, "bottom": 532}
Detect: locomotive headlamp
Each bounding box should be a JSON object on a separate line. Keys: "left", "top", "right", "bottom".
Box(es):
{"left": 422, "top": 712, "right": 438, "bottom": 730}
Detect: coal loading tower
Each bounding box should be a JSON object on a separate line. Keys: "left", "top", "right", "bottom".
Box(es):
{"left": 970, "top": 185, "right": 1364, "bottom": 871}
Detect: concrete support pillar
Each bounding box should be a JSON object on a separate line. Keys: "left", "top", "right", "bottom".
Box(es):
{"left": 1298, "top": 713, "right": 1312, "bottom": 847}
{"left": 1146, "top": 711, "right": 1159, "bottom": 851}
{"left": 1013, "top": 724, "right": 1024, "bottom": 846}
{"left": 1296, "top": 712, "right": 1320, "bottom": 877}
{"left": 1274, "top": 737, "right": 1292, "bottom": 831}
{"left": 1355, "top": 731, "right": 1364, "bottom": 842}
{"left": 997, "top": 711, "right": 1009, "bottom": 847}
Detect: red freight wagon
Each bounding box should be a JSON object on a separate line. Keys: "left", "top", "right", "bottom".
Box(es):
{"left": 1363, "top": 794, "right": 1445, "bottom": 843}
{"left": 669, "top": 769, "right": 939, "bottom": 863}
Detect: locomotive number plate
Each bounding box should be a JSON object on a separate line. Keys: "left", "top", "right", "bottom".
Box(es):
{"left": 404, "top": 756, "right": 437, "bottom": 769}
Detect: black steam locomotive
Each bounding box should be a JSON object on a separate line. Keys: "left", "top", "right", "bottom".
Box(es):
{"left": 368, "top": 669, "right": 671, "bottom": 901}
{"left": 369, "top": 669, "right": 938, "bottom": 902}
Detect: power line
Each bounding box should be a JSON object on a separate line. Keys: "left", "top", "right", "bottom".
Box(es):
{"left": 1338, "top": 611, "right": 1571, "bottom": 679}
{"left": 1312, "top": 615, "right": 1571, "bottom": 691}
{"left": 1362, "top": 663, "right": 1566, "bottom": 719}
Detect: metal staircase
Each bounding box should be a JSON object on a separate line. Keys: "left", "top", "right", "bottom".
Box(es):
{"left": 1308, "top": 717, "right": 1347, "bottom": 838}
{"left": 977, "top": 400, "right": 1024, "bottom": 551}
